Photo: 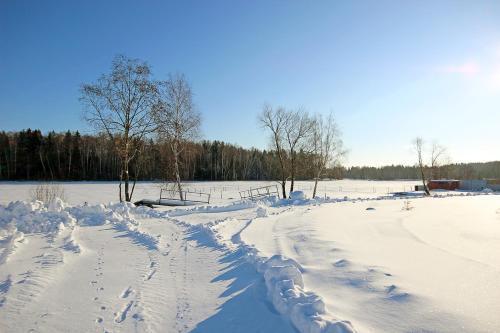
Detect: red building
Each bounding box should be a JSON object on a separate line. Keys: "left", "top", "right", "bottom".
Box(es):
{"left": 427, "top": 179, "right": 460, "bottom": 191}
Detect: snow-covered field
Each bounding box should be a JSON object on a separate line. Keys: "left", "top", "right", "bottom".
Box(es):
{"left": 1, "top": 181, "right": 499, "bottom": 333}
{"left": 0, "top": 179, "right": 419, "bottom": 205}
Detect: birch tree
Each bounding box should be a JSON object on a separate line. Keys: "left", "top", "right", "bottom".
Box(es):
{"left": 413, "top": 137, "right": 449, "bottom": 195}
{"left": 258, "top": 105, "right": 289, "bottom": 198}
{"left": 310, "top": 112, "right": 345, "bottom": 198}
{"left": 430, "top": 142, "right": 447, "bottom": 179}
{"left": 153, "top": 74, "right": 201, "bottom": 200}
{"left": 80, "top": 55, "right": 157, "bottom": 202}
{"left": 414, "top": 137, "right": 430, "bottom": 195}
{"left": 283, "top": 108, "right": 314, "bottom": 194}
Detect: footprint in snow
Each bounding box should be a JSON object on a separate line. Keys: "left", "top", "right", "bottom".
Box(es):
{"left": 385, "top": 284, "right": 410, "bottom": 301}
{"left": 114, "top": 301, "right": 134, "bottom": 323}
{"left": 132, "top": 313, "right": 144, "bottom": 321}
{"left": 120, "top": 286, "right": 133, "bottom": 299}
{"left": 333, "top": 259, "right": 350, "bottom": 268}
{"left": 144, "top": 269, "right": 156, "bottom": 281}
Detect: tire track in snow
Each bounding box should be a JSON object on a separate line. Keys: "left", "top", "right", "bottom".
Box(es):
{"left": 3, "top": 240, "right": 63, "bottom": 315}
{"left": 109, "top": 226, "right": 179, "bottom": 332}
{"left": 0, "top": 227, "right": 84, "bottom": 332}
{"left": 173, "top": 238, "right": 192, "bottom": 333}
{"left": 136, "top": 230, "right": 180, "bottom": 332}
{"left": 0, "top": 232, "right": 25, "bottom": 265}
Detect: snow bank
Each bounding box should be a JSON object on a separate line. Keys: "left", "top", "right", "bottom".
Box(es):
{"left": 70, "top": 202, "right": 160, "bottom": 249}
{"left": 167, "top": 200, "right": 258, "bottom": 217}
{"left": 249, "top": 252, "right": 355, "bottom": 333}
{"left": 0, "top": 199, "right": 154, "bottom": 245}
{"left": 68, "top": 204, "right": 110, "bottom": 226}
{"left": 0, "top": 199, "right": 75, "bottom": 234}
{"left": 187, "top": 209, "right": 355, "bottom": 333}
{"left": 290, "top": 191, "right": 306, "bottom": 201}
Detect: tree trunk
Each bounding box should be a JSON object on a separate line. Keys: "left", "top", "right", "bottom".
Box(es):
{"left": 124, "top": 158, "right": 130, "bottom": 202}
{"left": 130, "top": 160, "right": 140, "bottom": 201}
{"left": 289, "top": 154, "right": 295, "bottom": 196}
{"left": 131, "top": 176, "right": 137, "bottom": 201}
{"left": 119, "top": 171, "right": 123, "bottom": 202}
{"left": 46, "top": 155, "right": 54, "bottom": 180}
{"left": 419, "top": 164, "right": 430, "bottom": 195}
{"left": 173, "top": 152, "right": 183, "bottom": 200}
{"left": 313, "top": 176, "right": 319, "bottom": 198}
{"left": 281, "top": 178, "right": 286, "bottom": 199}
{"left": 67, "top": 152, "right": 72, "bottom": 179}
{"left": 39, "top": 150, "right": 47, "bottom": 179}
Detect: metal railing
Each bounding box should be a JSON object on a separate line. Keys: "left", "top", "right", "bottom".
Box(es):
{"left": 160, "top": 188, "right": 211, "bottom": 204}
{"left": 239, "top": 185, "right": 280, "bottom": 201}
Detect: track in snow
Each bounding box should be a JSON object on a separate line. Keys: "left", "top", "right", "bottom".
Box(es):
{"left": 0, "top": 214, "right": 292, "bottom": 333}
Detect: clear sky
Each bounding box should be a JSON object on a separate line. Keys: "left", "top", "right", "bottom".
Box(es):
{"left": 1, "top": 0, "right": 499, "bottom": 166}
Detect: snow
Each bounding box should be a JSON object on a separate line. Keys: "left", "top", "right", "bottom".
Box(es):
{"left": 0, "top": 179, "right": 421, "bottom": 205}
{"left": 238, "top": 195, "right": 500, "bottom": 332}
{"left": 1, "top": 180, "right": 499, "bottom": 332}
{"left": 289, "top": 190, "right": 306, "bottom": 201}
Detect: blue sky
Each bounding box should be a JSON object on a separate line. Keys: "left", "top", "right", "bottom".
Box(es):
{"left": 1, "top": 0, "right": 500, "bottom": 166}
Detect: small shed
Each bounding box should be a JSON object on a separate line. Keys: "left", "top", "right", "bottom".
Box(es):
{"left": 486, "top": 179, "right": 500, "bottom": 191}
{"left": 427, "top": 179, "right": 460, "bottom": 191}
{"left": 459, "top": 179, "right": 487, "bottom": 191}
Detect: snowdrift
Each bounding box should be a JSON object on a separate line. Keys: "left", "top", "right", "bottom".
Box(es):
{"left": 259, "top": 255, "right": 355, "bottom": 333}
{"left": 186, "top": 211, "right": 356, "bottom": 333}
{"left": 0, "top": 199, "right": 75, "bottom": 234}
{"left": 0, "top": 199, "right": 154, "bottom": 243}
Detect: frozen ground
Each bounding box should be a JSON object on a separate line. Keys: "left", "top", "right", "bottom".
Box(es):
{"left": 0, "top": 179, "right": 419, "bottom": 205}
{"left": 0, "top": 181, "right": 499, "bottom": 332}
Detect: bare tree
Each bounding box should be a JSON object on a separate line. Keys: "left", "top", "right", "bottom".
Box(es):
{"left": 413, "top": 137, "right": 449, "bottom": 196}
{"left": 258, "top": 105, "right": 289, "bottom": 198}
{"left": 310, "top": 112, "right": 346, "bottom": 198}
{"left": 430, "top": 142, "right": 447, "bottom": 179}
{"left": 414, "top": 137, "right": 430, "bottom": 195}
{"left": 80, "top": 55, "right": 158, "bottom": 202}
{"left": 283, "top": 108, "right": 314, "bottom": 194}
{"left": 153, "top": 74, "right": 201, "bottom": 200}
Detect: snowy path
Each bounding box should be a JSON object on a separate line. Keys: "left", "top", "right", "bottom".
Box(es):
{"left": 3, "top": 186, "right": 497, "bottom": 332}
{"left": 0, "top": 213, "right": 293, "bottom": 333}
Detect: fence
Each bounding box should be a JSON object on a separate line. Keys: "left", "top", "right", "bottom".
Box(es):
{"left": 239, "top": 185, "right": 280, "bottom": 201}
{"left": 291, "top": 184, "right": 416, "bottom": 195}
{"left": 160, "top": 188, "right": 211, "bottom": 204}
{"left": 161, "top": 181, "right": 419, "bottom": 202}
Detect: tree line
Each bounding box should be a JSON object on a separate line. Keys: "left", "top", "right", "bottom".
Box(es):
{"left": 343, "top": 162, "right": 500, "bottom": 180}
{"left": 2, "top": 129, "right": 499, "bottom": 183}
{"left": 0, "top": 129, "right": 342, "bottom": 182}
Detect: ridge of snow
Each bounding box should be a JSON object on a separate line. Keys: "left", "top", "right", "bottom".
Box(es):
{"left": 185, "top": 208, "right": 356, "bottom": 333}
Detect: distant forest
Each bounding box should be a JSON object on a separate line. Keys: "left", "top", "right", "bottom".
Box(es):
{"left": 1, "top": 129, "right": 499, "bottom": 181}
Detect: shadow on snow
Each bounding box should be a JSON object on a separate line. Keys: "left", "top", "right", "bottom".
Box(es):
{"left": 184, "top": 227, "right": 297, "bottom": 333}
